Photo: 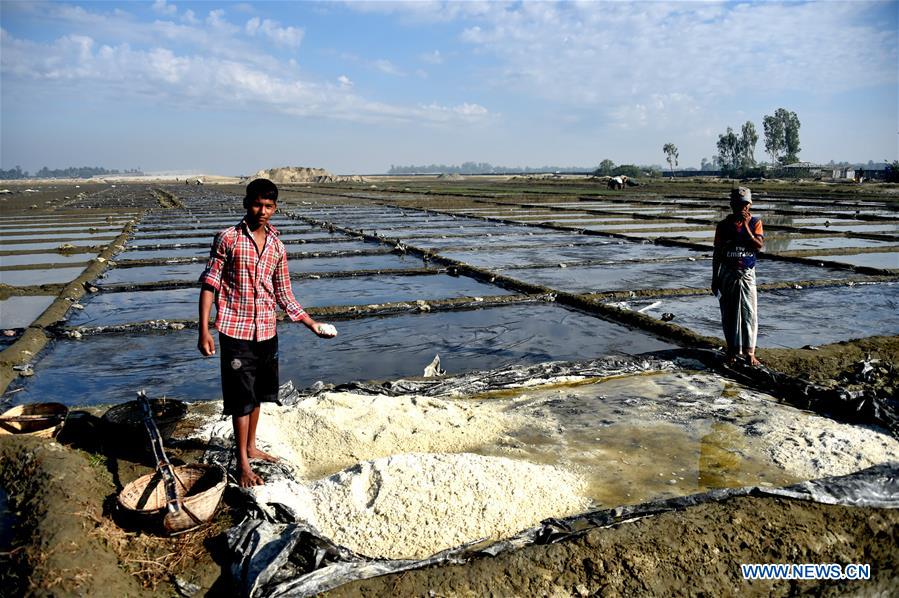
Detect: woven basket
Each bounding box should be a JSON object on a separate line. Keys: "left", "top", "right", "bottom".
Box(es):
{"left": 102, "top": 398, "right": 187, "bottom": 456}
{"left": 117, "top": 464, "right": 226, "bottom": 534}
{"left": 0, "top": 403, "right": 68, "bottom": 438}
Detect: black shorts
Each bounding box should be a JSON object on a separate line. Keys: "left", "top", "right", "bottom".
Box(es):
{"left": 219, "top": 333, "right": 279, "bottom": 417}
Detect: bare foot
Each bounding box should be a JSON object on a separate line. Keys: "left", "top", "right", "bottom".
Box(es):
{"left": 238, "top": 467, "right": 264, "bottom": 487}
{"left": 724, "top": 354, "right": 739, "bottom": 366}
{"left": 247, "top": 446, "right": 280, "bottom": 463}
{"left": 746, "top": 355, "right": 761, "bottom": 367}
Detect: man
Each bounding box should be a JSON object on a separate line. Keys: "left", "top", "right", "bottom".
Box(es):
{"left": 197, "top": 178, "right": 335, "bottom": 487}
{"left": 711, "top": 186, "right": 763, "bottom": 366}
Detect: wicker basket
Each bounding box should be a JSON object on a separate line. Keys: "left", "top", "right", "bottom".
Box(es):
{"left": 102, "top": 397, "right": 187, "bottom": 454}
{"left": 0, "top": 403, "right": 68, "bottom": 438}
{"left": 118, "top": 464, "right": 226, "bottom": 534}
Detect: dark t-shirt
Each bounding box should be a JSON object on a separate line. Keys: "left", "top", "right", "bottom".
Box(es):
{"left": 715, "top": 216, "right": 764, "bottom": 269}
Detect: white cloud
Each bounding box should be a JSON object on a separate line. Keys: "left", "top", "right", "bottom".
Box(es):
{"left": 420, "top": 50, "right": 443, "bottom": 64}
{"left": 205, "top": 9, "right": 237, "bottom": 34}
{"left": 245, "top": 17, "right": 303, "bottom": 49}
{"left": 0, "top": 25, "right": 488, "bottom": 127}
{"left": 345, "top": 1, "right": 497, "bottom": 24}
{"left": 182, "top": 9, "right": 198, "bottom": 25}
{"left": 152, "top": 0, "right": 177, "bottom": 17}
{"left": 366, "top": 1, "right": 897, "bottom": 130}
{"left": 415, "top": 102, "right": 490, "bottom": 123}
{"left": 374, "top": 59, "right": 404, "bottom": 76}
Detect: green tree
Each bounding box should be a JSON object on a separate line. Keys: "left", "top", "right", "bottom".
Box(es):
{"left": 782, "top": 110, "right": 801, "bottom": 164}
{"left": 596, "top": 159, "right": 615, "bottom": 176}
{"left": 763, "top": 108, "right": 800, "bottom": 165}
{"left": 740, "top": 121, "right": 758, "bottom": 168}
{"left": 662, "top": 143, "right": 679, "bottom": 175}
{"left": 717, "top": 128, "right": 742, "bottom": 172}
{"left": 612, "top": 164, "right": 642, "bottom": 178}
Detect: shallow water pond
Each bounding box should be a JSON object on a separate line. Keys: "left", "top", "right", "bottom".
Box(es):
{"left": 14, "top": 303, "right": 674, "bottom": 407}
{"left": 292, "top": 253, "right": 431, "bottom": 273}
{"left": 805, "top": 223, "right": 899, "bottom": 234}
{"left": 806, "top": 252, "right": 898, "bottom": 270}
{"left": 765, "top": 236, "right": 898, "bottom": 252}
{"left": 504, "top": 257, "right": 855, "bottom": 293}
{"left": 0, "top": 239, "right": 108, "bottom": 252}
{"left": 1, "top": 231, "right": 118, "bottom": 241}
{"left": 0, "top": 295, "right": 56, "bottom": 328}
{"left": 626, "top": 282, "right": 899, "bottom": 348}
{"left": 70, "top": 273, "right": 511, "bottom": 325}
{"left": 441, "top": 242, "right": 700, "bottom": 269}
{"left": 409, "top": 231, "right": 593, "bottom": 250}
{"left": 0, "top": 253, "right": 93, "bottom": 267}
{"left": 119, "top": 247, "right": 207, "bottom": 260}
{"left": 99, "top": 262, "right": 205, "bottom": 284}
{"left": 0, "top": 266, "right": 86, "bottom": 286}
{"left": 582, "top": 222, "right": 704, "bottom": 231}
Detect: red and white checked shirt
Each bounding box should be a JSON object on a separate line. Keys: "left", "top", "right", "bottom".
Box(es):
{"left": 199, "top": 219, "right": 306, "bottom": 341}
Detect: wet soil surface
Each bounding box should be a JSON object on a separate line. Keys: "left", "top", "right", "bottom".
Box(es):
{"left": 760, "top": 335, "right": 899, "bottom": 401}
{"left": 0, "top": 407, "right": 234, "bottom": 597}
{"left": 328, "top": 495, "right": 898, "bottom": 597}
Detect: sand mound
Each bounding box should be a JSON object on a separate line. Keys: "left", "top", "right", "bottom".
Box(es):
{"left": 252, "top": 166, "right": 329, "bottom": 183}
{"left": 256, "top": 392, "right": 529, "bottom": 478}
{"left": 254, "top": 453, "right": 589, "bottom": 559}
{"left": 250, "top": 166, "right": 365, "bottom": 184}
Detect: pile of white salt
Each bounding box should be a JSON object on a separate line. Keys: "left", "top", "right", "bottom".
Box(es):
{"left": 252, "top": 452, "right": 590, "bottom": 559}
{"left": 255, "top": 392, "right": 535, "bottom": 478}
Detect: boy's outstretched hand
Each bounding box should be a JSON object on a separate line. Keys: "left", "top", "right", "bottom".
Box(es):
{"left": 198, "top": 330, "right": 216, "bottom": 356}
{"left": 313, "top": 322, "right": 338, "bottom": 338}
{"left": 300, "top": 315, "right": 337, "bottom": 338}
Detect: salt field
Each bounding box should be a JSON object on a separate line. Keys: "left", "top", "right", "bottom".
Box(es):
{"left": 1, "top": 179, "right": 897, "bottom": 596}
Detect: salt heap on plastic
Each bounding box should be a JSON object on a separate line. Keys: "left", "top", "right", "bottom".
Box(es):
{"left": 253, "top": 452, "right": 590, "bottom": 560}
{"left": 256, "top": 392, "right": 533, "bottom": 478}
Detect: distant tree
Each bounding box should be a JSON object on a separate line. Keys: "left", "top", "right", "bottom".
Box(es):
{"left": 662, "top": 143, "right": 679, "bottom": 175}
{"left": 596, "top": 159, "right": 615, "bottom": 176}
{"left": 700, "top": 156, "right": 721, "bottom": 171}
{"left": 642, "top": 164, "right": 663, "bottom": 177}
{"left": 717, "top": 127, "right": 742, "bottom": 172}
{"left": 886, "top": 159, "right": 899, "bottom": 183}
{"left": 700, "top": 157, "right": 720, "bottom": 171}
{"left": 763, "top": 108, "right": 800, "bottom": 165}
{"left": 763, "top": 114, "right": 784, "bottom": 164}
{"left": 0, "top": 165, "right": 28, "bottom": 180}
{"left": 740, "top": 121, "right": 758, "bottom": 167}
{"left": 782, "top": 111, "right": 801, "bottom": 164}
{"left": 611, "top": 164, "right": 642, "bottom": 178}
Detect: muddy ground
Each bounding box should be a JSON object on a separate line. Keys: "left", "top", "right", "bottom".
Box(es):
{"left": 760, "top": 335, "right": 899, "bottom": 400}
{"left": 0, "top": 405, "right": 233, "bottom": 598}
{"left": 329, "top": 496, "right": 898, "bottom": 597}
{"left": 1, "top": 336, "right": 897, "bottom": 596}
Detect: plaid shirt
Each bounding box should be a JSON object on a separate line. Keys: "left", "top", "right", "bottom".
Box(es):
{"left": 199, "top": 219, "right": 306, "bottom": 341}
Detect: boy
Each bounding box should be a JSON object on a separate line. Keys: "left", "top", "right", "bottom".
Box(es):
{"left": 197, "top": 178, "right": 334, "bottom": 487}
{"left": 711, "top": 186, "right": 764, "bottom": 366}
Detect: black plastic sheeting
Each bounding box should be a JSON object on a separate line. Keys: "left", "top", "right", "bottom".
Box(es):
{"left": 224, "top": 464, "right": 897, "bottom": 598}
{"left": 206, "top": 356, "right": 899, "bottom": 597}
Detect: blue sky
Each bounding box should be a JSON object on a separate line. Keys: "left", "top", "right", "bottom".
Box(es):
{"left": 1, "top": 0, "right": 896, "bottom": 175}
